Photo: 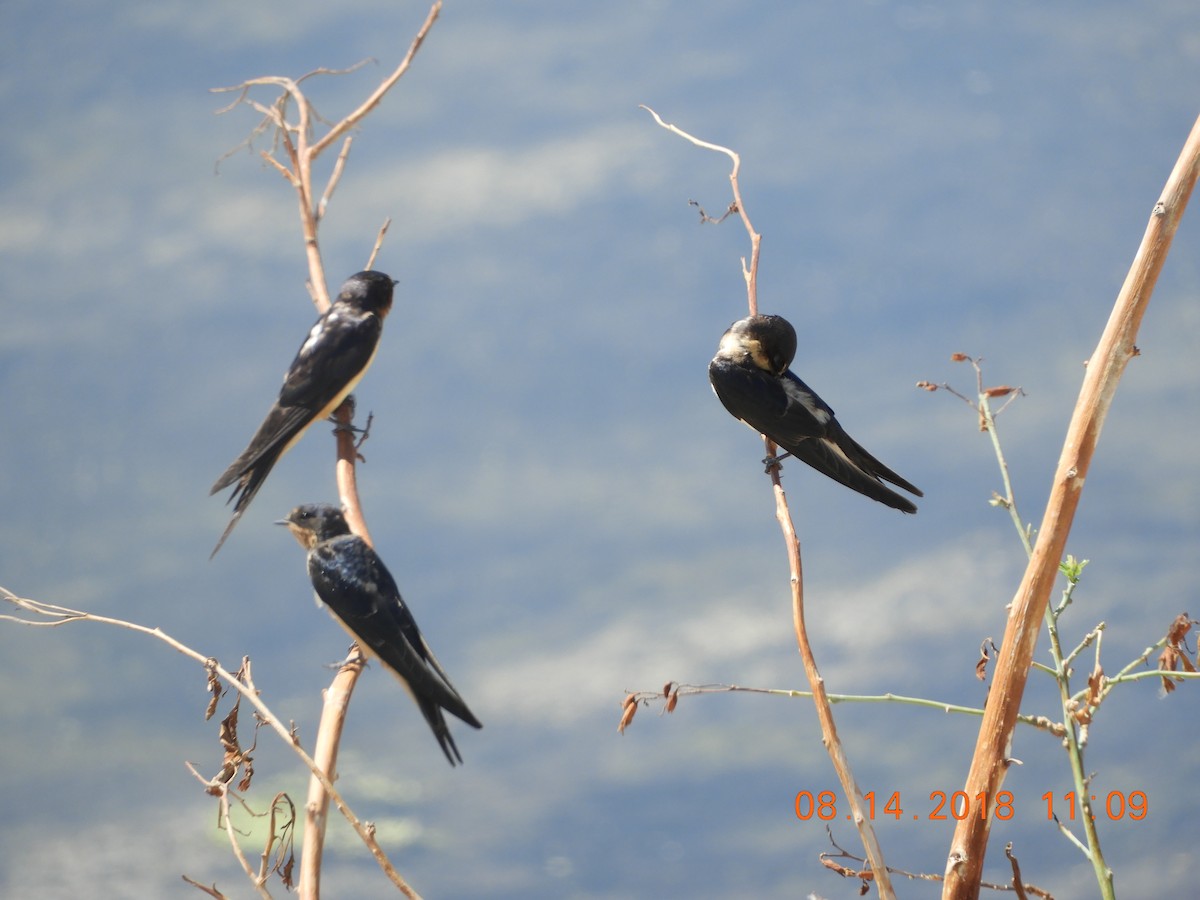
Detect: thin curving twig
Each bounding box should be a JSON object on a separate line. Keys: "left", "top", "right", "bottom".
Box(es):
{"left": 642, "top": 106, "right": 894, "bottom": 899}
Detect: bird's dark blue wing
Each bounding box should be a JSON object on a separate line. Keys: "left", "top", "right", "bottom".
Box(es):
{"left": 786, "top": 424, "right": 920, "bottom": 513}
{"left": 709, "top": 359, "right": 832, "bottom": 444}
{"left": 277, "top": 307, "right": 382, "bottom": 409}
{"left": 307, "top": 535, "right": 482, "bottom": 731}
{"left": 208, "top": 309, "right": 384, "bottom": 557}
{"left": 211, "top": 307, "right": 382, "bottom": 493}
{"left": 210, "top": 275, "right": 393, "bottom": 557}
{"left": 710, "top": 360, "right": 920, "bottom": 512}
{"left": 709, "top": 314, "right": 921, "bottom": 513}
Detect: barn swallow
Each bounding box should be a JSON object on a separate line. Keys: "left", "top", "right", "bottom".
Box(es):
{"left": 210, "top": 271, "right": 396, "bottom": 557}
{"left": 279, "top": 504, "right": 482, "bottom": 766}
{"left": 708, "top": 314, "right": 922, "bottom": 513}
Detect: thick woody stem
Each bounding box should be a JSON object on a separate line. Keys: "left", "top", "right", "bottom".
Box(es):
{"left": 298, "top": 653, "right": 367, "bottom": 900}
{"left": 942, "top": 111, "right": 1200, "bottom": 899}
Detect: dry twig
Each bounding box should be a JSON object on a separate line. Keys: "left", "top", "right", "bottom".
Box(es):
{"left": 0, "top": 588, "right": 420, "bottom": 898}
{"left": 212, "top": 1, "right": 440, "bottom": 313}
{"left": 213, "top": 6, "right": 441, "bottom": 895}
{"left": 820, "top": 830, "right": 1053, "bottom": 898}
{"left": 620, "top": 681, "right": 1069, "bottom": 738}
{"left": 640, "top": 106, "right": 761, "bottom": 313}
{"left": 641, "top": 106, "right": 894, "bottom": 899}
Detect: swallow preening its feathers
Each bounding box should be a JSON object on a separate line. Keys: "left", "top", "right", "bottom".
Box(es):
{"left": 708, "top": 314, "right": 922, "bottom": 513}
{"left": 280, "top": 504, "right": 483, "bottom": 766}
{"left": 210, "top": 271, "right": 396, "bottom": 557}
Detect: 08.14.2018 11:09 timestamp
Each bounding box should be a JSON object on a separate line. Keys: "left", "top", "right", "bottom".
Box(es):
{"left": 794, "top": 790, "right": 1148, "bottom": 822}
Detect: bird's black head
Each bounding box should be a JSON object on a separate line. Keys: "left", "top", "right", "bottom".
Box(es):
{"left": 715, "top": 314, "right": 797, "bottom": 375}
{"left": 337, "top": 271, "right": 396, "bottom": 319}
{"left": 278, "top": 503, "right": 351, "bottom": 549}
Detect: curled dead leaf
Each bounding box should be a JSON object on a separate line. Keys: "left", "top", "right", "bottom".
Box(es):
{"left": 820, "top": 856, "right": 852, "bottom": 875}
{"left": 1159, "top": 613, "right": 1197, "bottom": 692}
{"left": 1085, "top": 666, "right": 1104, "bottom": 706}
{"left": 1158, "top": 645, "right": 1179, "bottom": 671}
{"left": 976, "top": 638, "right": 996, "bottom": 681}
{"left": 280, "top": 856, "right": 295, "bottom": 890}
{"left": 618, "top": 695, "right": 638, "bottom": 734}
{"left": 204, "top": 659, "right": 222, "bottom": 722}
{"left": 1166, "top": 612, "right": 1192, "bottom": 646}
{"left": 238, "top": 758, "right": 254, "bottom": 792}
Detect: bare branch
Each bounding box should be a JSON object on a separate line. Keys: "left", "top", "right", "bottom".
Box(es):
{"left": 296, "top": 59, "right": 378, "bottom": 85}
{"left": 212, "top": 2, "right": 438, "bottom": 310}
{"left": 642, "top": 109, "right": 891, "bottom": 898}
{"left": 366, "top": 218, "right": 392, "bottom": 271}
{"left": 943, "top": 110, "right": 1200, "bottom": 899}
{"left": 183, "top": 763, "right": 273, "bottom": 899}
{"left": 181, "top": 875, "right": 230, "bottom": 899}
{"left": 618, "top": 682, "right": 1068, "bottom": 737}
{"left": 332, "top": 398, "right": 374, "bottom": 547}
{"left": 0, "top": 588, "right": 418, "bottom": 897}
{"left": 310, "top": 2, "right": 443, "bottom": 158}
{"left": 260, "top": 150, "right": 300, "bottom": 186}
{"left": 299, "top": 648, "right": 365, "bottom": 900}
{"left": 821, "top": 830, "right": 1055, "bottom": 898}
{"left": 211, "top": 10, "right": 441, "bottom": 887}
{"left": 640, "top": 105, "right": 762, "bottom": 313}
{"left": 317, "top": 137, "right": 353, "bottom": 221}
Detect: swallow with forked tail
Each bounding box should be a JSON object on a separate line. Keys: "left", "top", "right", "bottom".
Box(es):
{"left": 708, "top": 314, "right": 922, "bottom": 512}
{"left": 280, "top": 504, "right": 482, "bottom": 766}
{"left": 210, "top": 271, "right": 396, "bottom": 556}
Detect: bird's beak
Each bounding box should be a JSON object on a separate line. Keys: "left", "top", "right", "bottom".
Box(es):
{"left": 274, "top": 518, "right": 291, "bottom": 527}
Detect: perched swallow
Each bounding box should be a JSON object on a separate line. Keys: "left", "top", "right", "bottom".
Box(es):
{"left": 708, "top": 314, "right": 922, "bottom": 513}
{"left": 210, "top": 271, "right": 396, "bottom": 556}
{"left": 280, "top": 504, "right": 482, "bottom": 766}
